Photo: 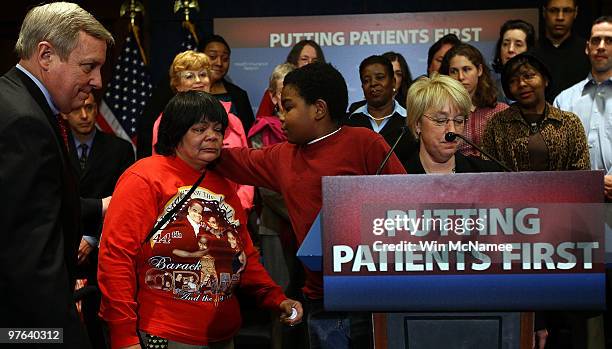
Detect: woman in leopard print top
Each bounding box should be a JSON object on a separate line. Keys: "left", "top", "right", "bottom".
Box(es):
{"left": 482, "top": 53, "right": 589, "bottom": 171}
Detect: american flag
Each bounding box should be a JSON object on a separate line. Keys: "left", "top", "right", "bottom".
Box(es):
{"left": 181, "top": 27, "right": 198, "bottom": 51}
{"left": 98, "top": 32, "right": 152, "bottom": 146}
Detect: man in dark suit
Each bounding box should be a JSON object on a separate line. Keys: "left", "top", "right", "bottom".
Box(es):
{"left": 61, "top": 93, "right": 135, "bottom": 348}
{"left": 0, "top": 3, "right": 113, "bottom": 347}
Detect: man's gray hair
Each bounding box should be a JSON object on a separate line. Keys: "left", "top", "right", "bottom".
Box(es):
{"left": 15, "top": 2, "right": 114, "bottom": 60}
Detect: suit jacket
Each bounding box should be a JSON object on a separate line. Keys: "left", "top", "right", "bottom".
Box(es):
{"left": 0, "top": 67, "right": 88, "bottom": 347}
{"left": 69, "top": 130, "right": 134, "bottom": 239}
{"left": 68, "top": 130, "right": 134, "bottom": 202}
{"left": 69, "top": 130, "right": 134, "bottom": 285}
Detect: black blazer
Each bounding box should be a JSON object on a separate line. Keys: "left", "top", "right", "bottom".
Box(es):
{"left": 223, "top": 78, "right": 255, "bottom": 133}
{"left": 402, "top": 151, "right": 502, "bottom": 174}
{"left": 68, "top": 131, "right": 135, "bottom": 235}
{"left": 343, "top": 101, "right": 418, "bottom": 161}
{"left": 0, "top": 67, "right": 88, "bottom": 346}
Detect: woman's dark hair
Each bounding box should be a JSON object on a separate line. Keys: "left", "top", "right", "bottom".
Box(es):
{"left": 359, "top": 55, "right": 394, "bottom": 81}
{"left": 427, "top": 34, "right": 461, "bottom": 69}
{"left": 501, "top": 53, "right": 552, "bottom": 100}
{"left": 286, "top": 40, "right": 326, "bottom": 66}
{"left": 439, "top": 43, "right": 498, "bottom": 108}
{"left": 155, "top": 91, "right": 228, "bottom": 156}
{"left": 202, "top": 34, "right": 231, "bottom": 55}
{"left": 492, "top": 19, "right": 536, "bottom": 73}
{"left": 283, "top": 62, "right": 347, "bottom": 123}
{"left": 382, "top": 51, "right": 413, "bottom": 108}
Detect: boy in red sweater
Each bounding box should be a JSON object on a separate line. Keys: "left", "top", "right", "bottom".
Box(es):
{"left": 215, "top": 63, "right": 406, "bottom": 349}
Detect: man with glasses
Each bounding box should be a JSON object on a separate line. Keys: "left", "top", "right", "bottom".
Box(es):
{"left": 534, "top": 0, "right": 590, "bottom": 102}
{"left": 554, "top": 17, "right": 612, "bottom": 348}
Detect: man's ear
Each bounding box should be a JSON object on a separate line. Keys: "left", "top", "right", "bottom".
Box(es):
{"left": 37, "top": 41, "right": 55, "bottom": 71}
{"left": 313, "top": 99, "right": 328, "bottom": 121}
{"left": 585, "top": 39, "right": 590, "bottom": 56}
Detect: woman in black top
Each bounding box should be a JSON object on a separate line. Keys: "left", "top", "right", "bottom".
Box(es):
{"left": 203, "top": 35, "right": 255, "bottom": 133}
{"left": 403, "top": 73, "right": 499, "bottom": 174}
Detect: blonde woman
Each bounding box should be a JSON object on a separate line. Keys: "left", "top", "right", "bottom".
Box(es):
{"left": 403, "top": 73, "right": 499, "bottom": 174}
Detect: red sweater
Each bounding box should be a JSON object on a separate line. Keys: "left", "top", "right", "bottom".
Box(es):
{"left": 215, "top": 126, "right": 406, "bottom": 298}
{"left": 98, "top": 155, "right": 286, "bottom": 348}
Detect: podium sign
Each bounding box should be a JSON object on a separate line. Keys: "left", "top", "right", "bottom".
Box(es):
{"left": 322, "top": 171, "right": 605, "bottom": 311}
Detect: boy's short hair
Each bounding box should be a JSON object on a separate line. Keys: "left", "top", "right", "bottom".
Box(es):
{"left": 283, "top": 62, "right": 348, "bottom": 122}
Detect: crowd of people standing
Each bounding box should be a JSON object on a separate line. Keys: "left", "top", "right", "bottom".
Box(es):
{"left": 1, "top": 0, "right": 611, "bottom": 349}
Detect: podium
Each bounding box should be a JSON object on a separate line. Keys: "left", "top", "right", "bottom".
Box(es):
{"left": 298, "top": 171, "right": 606, "bottom": 349}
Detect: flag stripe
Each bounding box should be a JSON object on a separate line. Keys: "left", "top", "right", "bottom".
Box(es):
{"left": 99, "top": 32, "right": 152, "bottom": 151}
{"left": 99, "top": 101, "right": 132, "bottom": 142}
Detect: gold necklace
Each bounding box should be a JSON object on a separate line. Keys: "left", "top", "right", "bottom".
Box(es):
{"left": 369, "top": 114, "right": 392, "bottom": 121}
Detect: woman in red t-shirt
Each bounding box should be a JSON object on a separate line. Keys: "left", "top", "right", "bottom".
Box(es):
{"left": 98, "top": 91, "right": 302, "bottom": 349}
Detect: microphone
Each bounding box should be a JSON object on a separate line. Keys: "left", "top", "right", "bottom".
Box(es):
{"left": 445, "top": 132, "right": 513, "bottom": 172}
{"left": 376, "top": 126, "right": 408, "bottom": 175}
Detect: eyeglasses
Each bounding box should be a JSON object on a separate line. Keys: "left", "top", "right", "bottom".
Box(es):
{"left": 178, "top": 70, "right": 208, "bottom": 82}
{"left": 423, "top": 113, "right": 466, "bottom": 128}
{"left": 589, "top": 36, "right": 612, "bottom": 46}
{"left": 508, "top": 71, "right": 539, "bottom": 86}
{"left": 544, "top": 7, "right": 576, "bottom": 15}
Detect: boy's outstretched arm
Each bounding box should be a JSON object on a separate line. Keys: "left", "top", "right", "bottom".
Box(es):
{"left": 214, "top": 145, "right": 283, "bottom": 192}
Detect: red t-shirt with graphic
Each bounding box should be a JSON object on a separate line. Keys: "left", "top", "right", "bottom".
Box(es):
{"left": 98, "top": 155, "right": 285, "bottom": 349}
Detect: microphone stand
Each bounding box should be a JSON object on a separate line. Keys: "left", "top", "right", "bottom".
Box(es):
{"left": 445, "top": 132, "right": 513, "bottom": 172}
{"left": 376, "top": 126, "right": 407, "bottom": 175}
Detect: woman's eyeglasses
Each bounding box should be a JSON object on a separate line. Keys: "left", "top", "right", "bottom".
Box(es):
{"left": 423, "top": 114, "right": 467, "bottom": 128}
{"left": 179, "top": 70, "right": 208, "bottom": 81}
{"left": 508, "top": 71, "right": 538, "bottom": 86}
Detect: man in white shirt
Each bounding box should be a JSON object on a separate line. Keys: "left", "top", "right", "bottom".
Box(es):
{"left": 555, "top": 16, "right": 612, "bottom": 195}
{"left": 554, "top": 15, "right": 611, "bottom": 349}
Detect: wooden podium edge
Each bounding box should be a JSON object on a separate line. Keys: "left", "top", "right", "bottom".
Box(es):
{"left": 520, "top": 312, "right": 534, "bottom": 349}
{"left": 373, "top": 313, "right": 387, "bottom": 349}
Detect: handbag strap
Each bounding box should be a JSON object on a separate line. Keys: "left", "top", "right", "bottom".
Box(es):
{"left": 141, "top": 170, "right": 207, "bottom": 246}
